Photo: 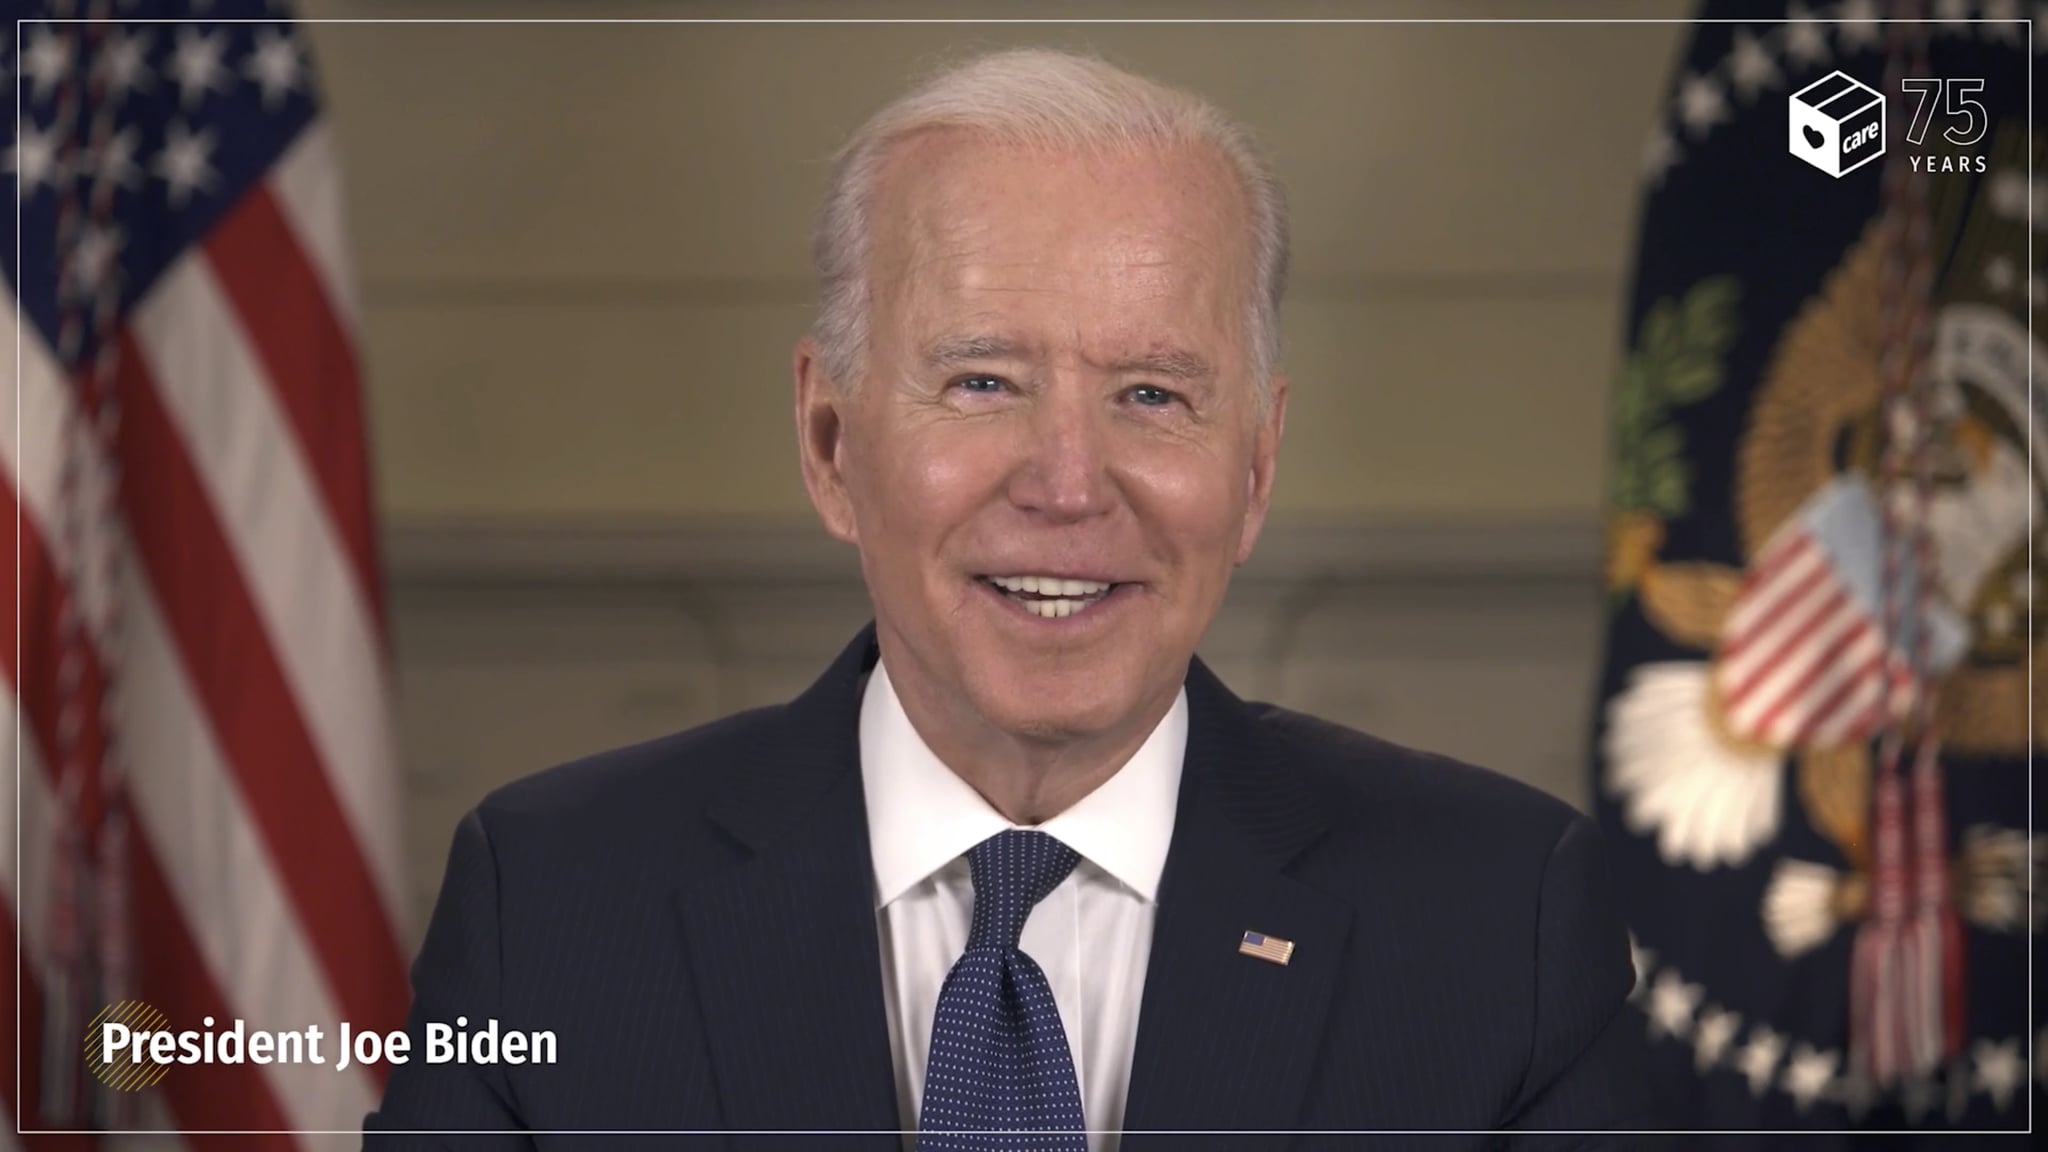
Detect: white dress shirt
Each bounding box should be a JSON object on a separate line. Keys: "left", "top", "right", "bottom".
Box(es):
{"left": 860, "top": 660, "right": 1187, "bottom": 1152}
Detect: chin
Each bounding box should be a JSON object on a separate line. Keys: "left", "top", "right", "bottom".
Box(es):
{"left": 967, "top": 666, "right": 1144, "bottom": 743}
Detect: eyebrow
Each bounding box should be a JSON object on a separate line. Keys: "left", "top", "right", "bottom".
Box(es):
{"left": 1106, "top": 349, "right": 1215, "bottom": 382}
{"left": 921, "top": 334, "right": 1028, "bottom": 371}
{"left": 920, "top": 335, "right": 1216, "bottom": 382}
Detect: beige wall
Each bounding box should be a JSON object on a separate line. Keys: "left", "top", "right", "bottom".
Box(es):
{"left": 285, "top": 3, "right": 1699, "bottom": 916}
{"left": 300, "top": 1, "right": 1689, "bottom": 523}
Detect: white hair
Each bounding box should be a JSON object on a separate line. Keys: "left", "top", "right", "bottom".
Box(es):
{"left": 810, "top": 48, "right": 1291, "bottom": 407}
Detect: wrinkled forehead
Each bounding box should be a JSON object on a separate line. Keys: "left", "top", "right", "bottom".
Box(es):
{"left": 865, "top": 130, "right": 1257, "bottom": 362}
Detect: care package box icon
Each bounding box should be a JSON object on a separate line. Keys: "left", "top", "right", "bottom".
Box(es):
{"left": 1789, "top": 70, "right": 1885, "bottom": 177}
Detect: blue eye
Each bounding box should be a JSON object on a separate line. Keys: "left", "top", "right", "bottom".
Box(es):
{"left": 955, "top": 375, "right": 1006, "bottom": 394}
{"left": 1129, "top": 385, "right": 1176, "bottom": 407}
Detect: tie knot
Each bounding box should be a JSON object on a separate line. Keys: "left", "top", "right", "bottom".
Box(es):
{"left": 964, "top": 829, "right": 1079, "bottom": 952}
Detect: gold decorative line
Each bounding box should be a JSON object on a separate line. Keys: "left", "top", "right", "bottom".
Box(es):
{"left": 109, "top": 1058, "right": 153, "bottom": 1094}
{"left": 82, "top": 999, "right": 172, "bottom": 1093}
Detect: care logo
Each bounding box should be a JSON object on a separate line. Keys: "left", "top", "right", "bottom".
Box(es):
{"left": 1900, "top": 76, "right": 1990, "bottom": 172}
{"left": 1788, "top": 70, "right": 1884, "bottom": 177}
{"left": 1789, "top": 71, "right": 1992, "bottom": 178}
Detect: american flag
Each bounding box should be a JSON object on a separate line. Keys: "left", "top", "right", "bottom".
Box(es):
{"left": 1236, "top": 930, "right": 1293, "bottom": 967}
{"left": 3, "top": 0, "right": 407, "bottom": 1141}
{"left": 1712, "top": 478, "right": 1965, "bottom": 752}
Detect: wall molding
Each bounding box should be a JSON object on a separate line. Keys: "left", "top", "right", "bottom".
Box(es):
{"left": 384, "top": 515, "right": 1603, "bottom": 587}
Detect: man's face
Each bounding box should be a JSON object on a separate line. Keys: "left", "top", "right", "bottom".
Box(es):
{"left": 798, "top": 130, "right": 1285, "bottom": 745}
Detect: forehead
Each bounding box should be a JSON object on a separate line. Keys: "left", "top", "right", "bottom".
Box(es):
{"left": 867, "top": 130, "right": 1253, "bottom": 356}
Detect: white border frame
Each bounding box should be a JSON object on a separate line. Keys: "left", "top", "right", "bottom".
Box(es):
{"left": 8, "top": 6, "right": 2031, "bottom": 1139}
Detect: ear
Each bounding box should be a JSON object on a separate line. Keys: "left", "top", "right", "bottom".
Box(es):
{"left": 794, "top": 338, "right": 859, "bottom": 545}
{"left": 1235, "top": 373, "right": 1288, "bottom": 565}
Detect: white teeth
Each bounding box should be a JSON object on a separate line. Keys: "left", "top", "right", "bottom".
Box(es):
{"left": 985, "top": 574, "right": 1117, "bottom": 619}
{"left": 988, "top": 574, "right": 1112, "bottom": 596}
{"left": 1024, "top": 598, "right": 1092, "bottom": 618}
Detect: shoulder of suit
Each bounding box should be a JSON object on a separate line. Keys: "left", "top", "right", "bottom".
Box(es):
{"left": 1242, "top": 700, "right": 1585, "bottom": 850}
{"left": 468, "top": 702, "right": 796, "bottom": 839}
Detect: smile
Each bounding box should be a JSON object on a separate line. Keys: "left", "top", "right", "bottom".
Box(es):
{"left": 979, "top": 574, "right": 1121, "bottom": 619}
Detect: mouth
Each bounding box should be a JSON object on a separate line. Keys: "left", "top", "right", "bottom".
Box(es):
{"left": 977, "top": 573, "right": 1130, "bottom": 620}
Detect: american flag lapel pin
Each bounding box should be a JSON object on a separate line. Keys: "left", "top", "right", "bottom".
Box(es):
{"left": 1238, "top": 930, "right": 1295, "bottom": 966}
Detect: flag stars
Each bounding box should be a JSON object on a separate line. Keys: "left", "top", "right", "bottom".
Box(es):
{"left": 1728, "top": 29, "right": 1781, "bottom": 101}
{"left": 244, "top": 27, "right": 305, "bottom": 109}
{"left": 169, "top": 27, "right": 230, "bottom": 109}
{"left": 1837, "top": 0, "right": 1885, "bottom": 51}
{"left": 5, "top": 117, "right": 62, "bottom": 196}
{"left": 1784, "top": 5, "right": 1832, "bottom": 68}
{"left": 94, "top": 126, "right": 144, "bottom": 193}
{"left": 1693, "top": 1005, "right": 1740, "bottom": 1071}
{"left": 92, "top": 29, "right": 154, "bottom": 104}
{"left": 154, "top": 119, "right": 219, "bottom": 207}
{"left": 1736, "top": 1025, "right": 1785, "bottom": 1097}
{"left": 1781, "top": 1043, "right": 1838, "bottom": 1112}
{"left": 1971, "top": 1037, "right": 2024, "bottom": 1111}
{"left": 1676, "top": 73, "right": 1728, "bottom": 137}
{"left": 66, "top": 223, "right": 126, "bottom": 297}
{"left": 1646, "top": 969, "right": 1703, "bottom": 1039}
{"left": 21, "top": 24, "right": 74, "bottom": 107}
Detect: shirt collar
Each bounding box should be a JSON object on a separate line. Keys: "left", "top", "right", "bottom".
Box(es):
{"left": 859, "top": 658, "right": 1187, "bottom": 910}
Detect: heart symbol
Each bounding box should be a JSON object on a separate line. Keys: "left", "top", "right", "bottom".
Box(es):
{"left": 1803, "top": 125, "right": 1825, "bottom": 150}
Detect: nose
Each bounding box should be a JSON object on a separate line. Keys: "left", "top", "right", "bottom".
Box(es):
{"left": 1005, "top": 378, "right": 1117, "bottom": 523}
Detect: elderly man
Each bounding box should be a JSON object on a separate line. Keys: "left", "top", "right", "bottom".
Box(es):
{"left": 367, "top": 48, "right": 1654, "bottom": 1149}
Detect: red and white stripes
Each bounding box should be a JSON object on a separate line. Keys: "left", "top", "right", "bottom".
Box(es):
{"left": 1715, "top": 525, "right": 1911, "bottom": 751}
{"left": 4, "top": 116, "right": 408, "bottom": 1144}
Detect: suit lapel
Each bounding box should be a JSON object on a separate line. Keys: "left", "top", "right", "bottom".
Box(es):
{"left": 1120, "top": 660, "right": 1354, "bottom": 1150}
{"left": 673, "top": 630, "right": 902, "bottom": 1149}
{"left": 669, "top": 633, "right": 1351, "bottom": 1145}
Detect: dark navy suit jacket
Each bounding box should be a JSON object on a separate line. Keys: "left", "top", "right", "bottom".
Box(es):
{"left": 365, "top": 627, "right": 1657, "bottom": 1149}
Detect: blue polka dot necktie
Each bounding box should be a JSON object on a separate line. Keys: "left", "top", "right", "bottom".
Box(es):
{"left": 918, "top": 829, "right": 1088, "bottom": 1151}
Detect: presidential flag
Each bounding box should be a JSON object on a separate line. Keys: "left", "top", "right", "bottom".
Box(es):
{"left": 1593, "top": 0, "right": 2042, "bottom": 1139}
{"left": 2, "top": 0, "right": 408, "bottom": 1139}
